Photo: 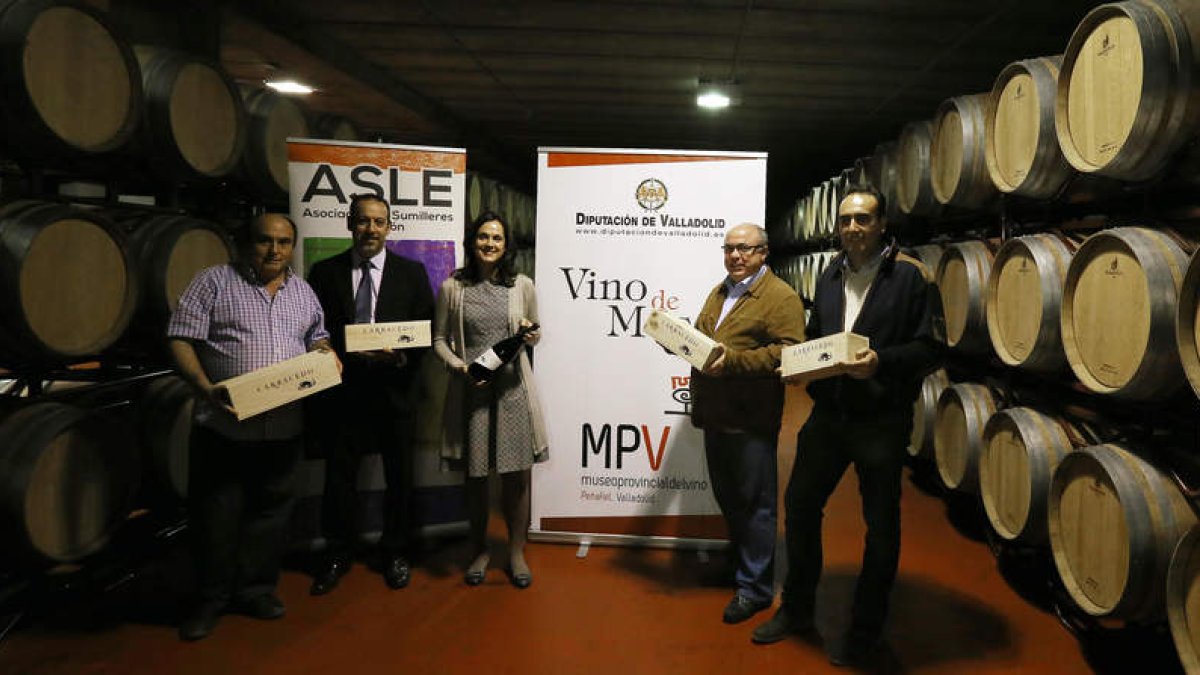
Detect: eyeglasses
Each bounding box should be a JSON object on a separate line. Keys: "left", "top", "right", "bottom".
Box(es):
{"left": 351, "top": 216, "right": 388, "bottom": 228}
{"left": 837, "top": 213, "right": 877, "bottom": 227}
{"left": 721, "top": 244, "right": 764, "bottom": 255}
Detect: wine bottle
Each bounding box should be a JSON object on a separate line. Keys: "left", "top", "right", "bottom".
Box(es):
{"left": 468, "top": 323, "right": 539, "bottom": 383}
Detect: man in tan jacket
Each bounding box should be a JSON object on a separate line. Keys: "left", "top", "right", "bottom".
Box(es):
{"left": 691, "top": 223, "right": 806, "bottom": 624}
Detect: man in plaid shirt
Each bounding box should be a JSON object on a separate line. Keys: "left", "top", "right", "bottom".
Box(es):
{"left": 167, "top": 212, "right": 340, "bottom": 641}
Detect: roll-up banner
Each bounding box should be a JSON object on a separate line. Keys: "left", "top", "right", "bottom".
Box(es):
{"left": 287, "top": 138, "right": 466, "bottom": 547}
{"left": 532, "top": 147, "right": 768, "bottom": 547}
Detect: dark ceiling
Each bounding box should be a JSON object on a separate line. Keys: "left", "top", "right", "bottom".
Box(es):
{"left": 217, "top": 0, "right": 1104, "bottom": 221}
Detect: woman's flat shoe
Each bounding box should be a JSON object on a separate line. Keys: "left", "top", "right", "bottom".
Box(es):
{"left": 511, "top": 572, "right": 532, "bottom": 589}
{"left": 464, "top": 570, "right": 486, "bottom": 586}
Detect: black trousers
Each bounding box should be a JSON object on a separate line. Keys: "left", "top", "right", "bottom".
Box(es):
{"left": 189, "top": 425, "right": 301, "bottom": 605}
{"left": 319, "top": 389, "right": 414, "bottom": 558}
{"left": 781, "top": 410, "right": 907, "bottom": 638}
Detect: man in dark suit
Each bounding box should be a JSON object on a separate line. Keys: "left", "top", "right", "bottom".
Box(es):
{"left": 306, "top": 193, "right": 435, "bottom": 594}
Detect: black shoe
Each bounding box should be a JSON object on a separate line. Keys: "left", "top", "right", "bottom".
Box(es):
{"left": 751, "top": 606, "right": 815, "bottom": 644}
{"left": 829, "top": 631, "right": 882, "bottom": 667}
{"left": 509, "top": 569, "right": 532, "bottom": 589}
{"left": 230, "top": 594, "right": 285, "bottom": 620}
{"left": 384, "top": 556, "right": 410, "bottom": 589}
{"left": 179, "top": 602, "right": 223, "bottom": 641}
{"left": 722, "top": 594, "right": 771, "bottom": 624}
{"left": 464, "top": 569, "right": 486, "bottom": 586}
{"left": 310, "top": 557, "right": 351, "bottom": 596}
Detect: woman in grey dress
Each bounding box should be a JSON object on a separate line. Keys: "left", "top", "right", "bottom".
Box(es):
{"left": 433, "top": 211, "right": 549, "bottom": 589}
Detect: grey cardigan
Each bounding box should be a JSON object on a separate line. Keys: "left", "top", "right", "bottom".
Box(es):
{"left": 432, "top": 273, "right": 550, "bottom": 466}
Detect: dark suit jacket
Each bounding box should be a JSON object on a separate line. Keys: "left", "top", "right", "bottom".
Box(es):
{"left": 307, "top": 248, "right": 435, "bottom": 415}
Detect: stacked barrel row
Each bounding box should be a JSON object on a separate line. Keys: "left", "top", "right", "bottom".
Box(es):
{"left": 0, "top": 201, "right": 235, "bottom": 367}
{"left": 773, "top": 0, "right": 1200, "bottom": 245}
{"left": 0, "top": 0, "right": 362, "bottom": 203}
{"left": 923, "top": 229, "right": 1200, "bottom": 402}
{"left": 907, "top": 378, "right": 1200, "bottom": 651}
{"left": 0, "top": 375, "right": 195, "bottom": 571}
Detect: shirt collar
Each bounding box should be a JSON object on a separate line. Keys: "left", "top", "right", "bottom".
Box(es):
{"left": 844, "top": 248, "right": 886, "bottom": 276}
{"left": 351, "top": 247, "right": 387, "bottom": 269}
{"left": 241, "top": 263, "right": 293, "bottom": 288}
{"left": 724, "top": 264, "right": 768, "bottom": 294}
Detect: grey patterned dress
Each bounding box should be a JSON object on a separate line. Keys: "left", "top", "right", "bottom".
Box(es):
{"left": 462, "top": 280, "right": 535, "bottom": 477}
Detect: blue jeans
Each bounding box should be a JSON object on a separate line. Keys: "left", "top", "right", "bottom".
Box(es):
{"left": 704, "top": 430, "right": 778, "bottom": 603}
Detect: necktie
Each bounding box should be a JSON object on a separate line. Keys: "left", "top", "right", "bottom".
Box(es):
{"left": 354, "top": 260, "right": 374, "bottom": 324}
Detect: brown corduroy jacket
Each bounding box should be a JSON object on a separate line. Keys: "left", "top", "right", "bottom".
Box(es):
{"left": 689, "top": 267, "right": 806, "bottom": 436}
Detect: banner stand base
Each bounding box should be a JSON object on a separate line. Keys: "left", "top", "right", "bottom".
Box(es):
{"left": 530, "top": 530, "right": 728, "bottom": 552}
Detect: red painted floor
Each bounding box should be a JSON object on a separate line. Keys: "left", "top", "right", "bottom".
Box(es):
{"left": 0, "top": 390, "right": 1183, "bottom": 674}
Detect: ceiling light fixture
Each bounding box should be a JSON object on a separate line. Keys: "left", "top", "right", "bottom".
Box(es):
{"left": 265, "top": 79, "right": 315, "bottom": 95}
{"left": 696, "top": 78, "right": 737, "bottom": 110}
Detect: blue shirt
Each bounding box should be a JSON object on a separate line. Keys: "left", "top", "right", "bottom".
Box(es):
{"left": 716, "top": 265, "right": 768, "bottom": 329}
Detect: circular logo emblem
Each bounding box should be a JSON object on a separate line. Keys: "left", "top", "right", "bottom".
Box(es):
{"left": 636, "top": 178, "right": 668, "bottom": 211}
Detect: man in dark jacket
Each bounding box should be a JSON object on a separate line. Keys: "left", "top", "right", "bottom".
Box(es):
{"left": 306, "top": 194, "right": 435, "bottom": 594}
{"left": 752, "top": 186, "right": 944, "bottom": 667}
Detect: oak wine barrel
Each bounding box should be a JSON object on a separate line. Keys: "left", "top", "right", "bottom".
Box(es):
{"left": 311, "top": 112, "right": 362, "bottom": 142}
{"left": 1061, "top": 226, "right": 1188, "bottom": 399}
{"left": 1056, "top": 0, "right": 1200, "bottom": 182}
{"left": 0, "top": 400, "right": 137, "bottom": 567}
{"left": 1049, "top": 442, "right": 1197, "bottom": 621}
{"left": 909, "top": 368, "right": 950, "bottom": 458}
{"left": 931, "top": 93, "right": 997, "bottom": 209}
{"left": 933, "top": 382, "right": 998, "bottom": 493}
{"left": 134, "top": 45, "right": 245, "bottom": 179}
{"left": 980, "top": 407, "right": 1074, "bottom": 544}
{"left": 239, "top": 87, "right": 310, "bottom": 201}
{"left": 0, "top": 0, "right": 141, "bottom": 159}
{"left": 1167, "top": 525, "right": 1200, "bottom": 674}
{"left": 985, "top": 56, "right": 1074, "bottom": 198}
{"left": 0, "top": 200, "right": 138, "bottom": 364}
{"left": 138, "top": 376, "right": 192, "bottom": 505}
{"left": 1176, "top": 248, "right": 1200, "bottom": 400}
{"left": 936, "top": 240, "right": 995, "bottom": 354}
{"left": 986, "top": 233, "right": 1074, "bottom": 372}
{"left": 896, "top": 120, "right": 939, "bottom": 216}
{"left": 124, "top": 214, "right": 234, "bottom": 319}
{"left": 911, "top": 244, "right": 944, "bottom": 280}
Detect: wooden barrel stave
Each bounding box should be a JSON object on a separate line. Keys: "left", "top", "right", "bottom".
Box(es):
{"left": 933, "top": 382, "right": 997, "bottom": 493}
{"left": 124, "top": 213, "right": 233, "bottom": 319}
{"left": 909, "top": 368, "right": 950, "bottom": 458}
{"left": 937, "top": 240, "right": 995, "bottom": 354}
{"left": 135, "top": 45, "right": 245, "bottom": 179}
{"left": 1176, "top": 247, "right": 1200, "bottom": 400}
{"left": 0, "top": 0, "right": 142, "bottom": 158}
{"left": 987, "top": 233, "right": 1073, "bottom": 372}
{"left": 980, "top": 407, "right": 1073, "bottom": 543}
{"left": 1056, "top": 0, "right": 1200, "bottom": 181}
{"left": 1049, "top": 443, "right": 1198, "bottom": 621}
{"left": 986, "top": 56, "right": 1074, "bottom": 198}
{"left": 239, "top": 87, "right": 310, "bottom": 201}
{"left": 0, "top": 200, "right": 138, "bottom": 364}
{"left": 139, "top": 376, "right": 192, "bottom": 505}
{"left": 0, "top": 401, "right": 137, "bottom": 566}
{"left": 896, "top": 120, "right": 939, "bottom": 216}
{"left": 1061, "top": 226, "right": 1187, "bottom": 399}
{"left": 1167, "top": 525, "right": 1200, "bottom": 673}
{"left": 931, "top": 93, "right": 997, "bottom": 209}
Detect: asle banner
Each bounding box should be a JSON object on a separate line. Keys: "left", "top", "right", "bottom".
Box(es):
{"left": 532, "top": 147, "right": 768, "bottom": 545}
